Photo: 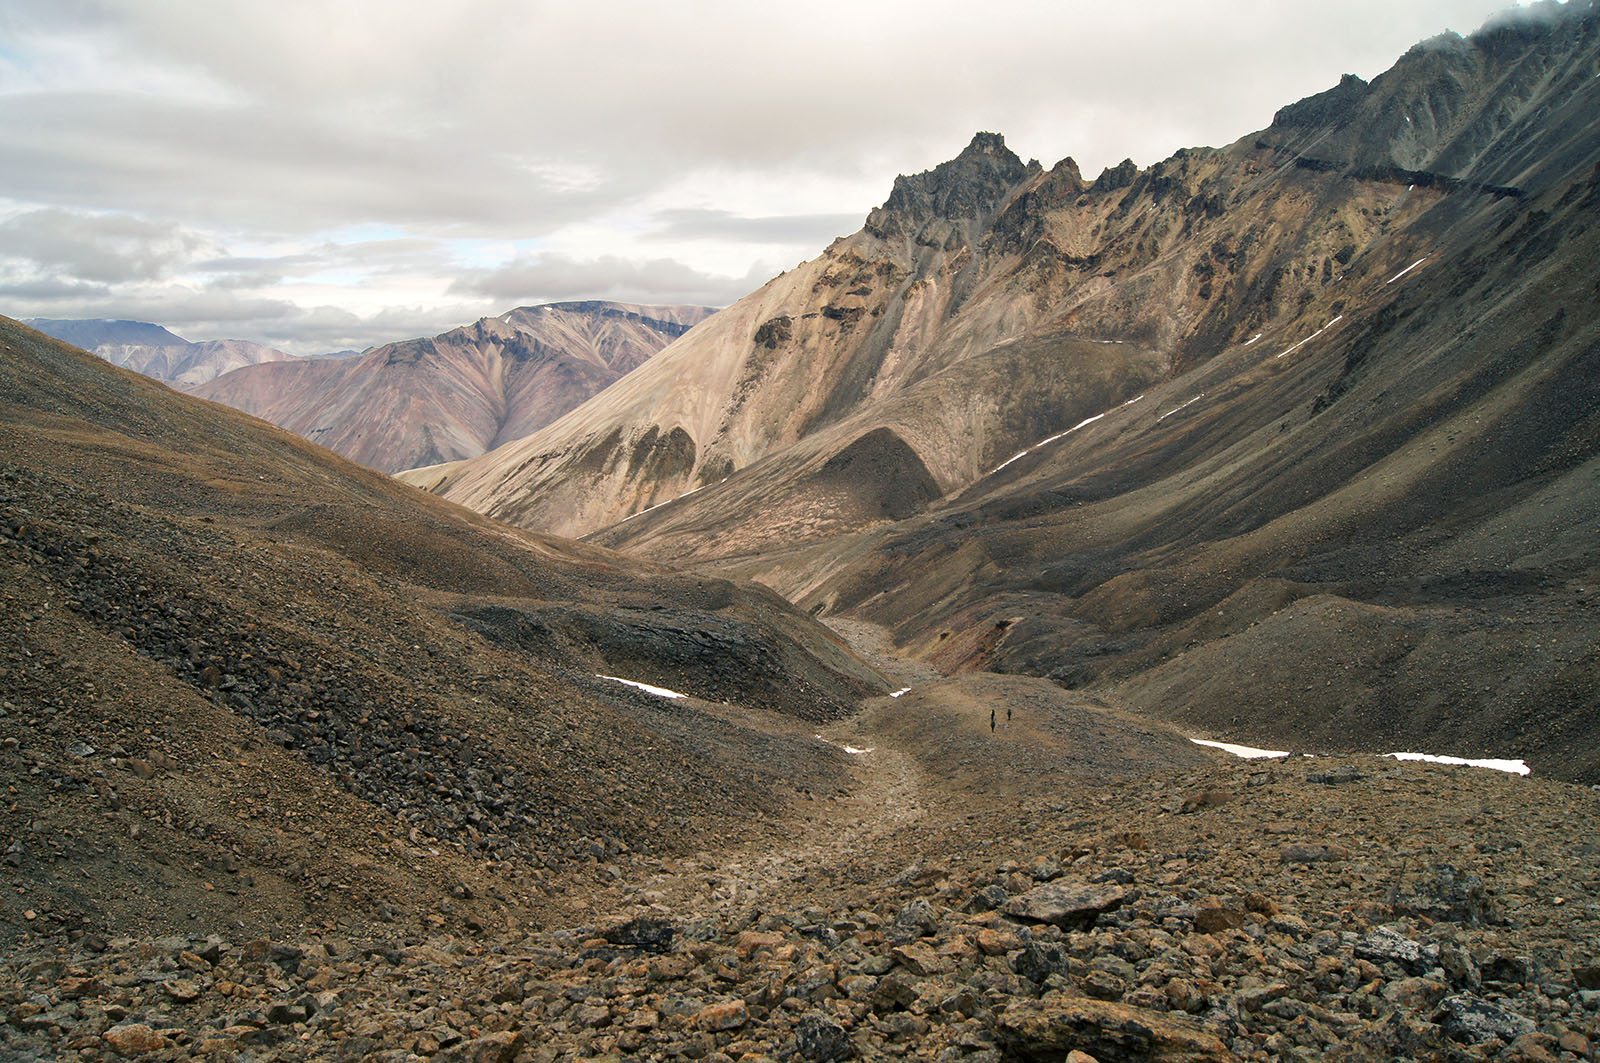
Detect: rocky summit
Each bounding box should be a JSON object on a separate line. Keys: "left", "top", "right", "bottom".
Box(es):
{"left": 5, "top": 6, "right": 1600, "bottom": 1063}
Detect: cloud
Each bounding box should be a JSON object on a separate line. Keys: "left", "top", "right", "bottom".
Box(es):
{"left": 0, "top": 0, "right": 1537, "bottom": 348}
{"left": 645, "top": 209, "right": 863, "bottom": 246}
{"left": 448, "top": 253, "right": 766, "bottom": 308}
{"left": 0, "top": 208, "right": 214, "bottom": 283}
{"left": 0, "top": 274, "right": 112, "bottom": 300}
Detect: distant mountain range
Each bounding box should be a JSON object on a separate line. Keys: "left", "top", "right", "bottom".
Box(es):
{"left": 404, "top": 3, "right": 1600, "bottom": 781}
{"left": 23, "top": 318, "right": 310, "bottom": 387}
{"left": 190, "top": 301, "right": 715, "bottom": 474}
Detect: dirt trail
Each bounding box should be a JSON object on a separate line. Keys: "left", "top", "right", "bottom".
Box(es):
{"left": 570, "top": 617, "right": 1217, "bottom": 930}
{"left": 556, "top": 620, "right": 938, "bottom": 927}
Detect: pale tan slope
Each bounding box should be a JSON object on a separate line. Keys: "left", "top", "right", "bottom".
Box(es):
{"left": 195, "top": 300, "right": 712, "bottom": 474}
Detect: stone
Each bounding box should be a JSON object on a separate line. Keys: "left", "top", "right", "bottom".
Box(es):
{"left": 996, "top": 995, "right": 1238, "bottom": 1062}
{"left": 1307, "top": 765, "right": 1362, "bottom": 784}
{"left": 1193, "top": 907, "right": 1244, "bottom": 934}
{"left": 696, "top": 999, "right": 749, "bottom": 1030}
{"left": 796, "top": 1013, "right": 852, "bottom": 1061}
{"left": 962, "top": 884, "right": 1008, "bottom": 913}
{"left": 1389, "top": 864, "right": 1497, "bottom": 925}
{"left": 894, "top": 898, "right": 939, "bottom": 936}
{"left": 603, "top": 916, "right": 675, "bottom": 954}
{"left": 975, "top": 927, "right": 1022, "bottom": 956}
{"left": 1279, "top": 843, "right": 1352, "bottom": 864}
{"left": 1435, "top": 993, "right": 1536, "bottom": 1044}
{"left": 1013, "top": 942, "right": 1076, "bottom": 985}
{"left": 1003, "top": 881, "right": 1126, "bottom": 930}
{"left": 1179, "top": 790, "right": 1233, "bottom": 814}
{"left": 164, "top": 978, "right": 202, "bottom": 1002}
{"left": 1354, "top": 926, "right": 1440, "bottom": 975}
{"left": 890, "top": 942, "right": 947, "bottom": 976}
{"left": 1083, "top": 969, "right": 1125, "bottom": 1001}
{"left": 1382, "top": 976, "right": 1449, "bottom": 1012}
{"left": 436, "top": 1031, "right": 525, "bottom": 1063}
{"left": 735, "top": 929, "right": 785, "bottom": 959}
{"left": 103, "top": 1024, "right": 169, "bottom": 1056}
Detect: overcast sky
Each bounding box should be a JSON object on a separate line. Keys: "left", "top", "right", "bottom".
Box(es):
{"left": 0, "top": 0, "right": 1540, "bottom": 355}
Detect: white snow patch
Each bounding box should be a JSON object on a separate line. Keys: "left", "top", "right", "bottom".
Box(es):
{"left": 1275, "top": 315, "right": 1343, "bottom": 359}
{"left": 1156, "top": 393, "right": 1205, "bottom": 423}
{"left": 1384, "top": 752, "right": 1529, "bottom": 775}
{"left": 615, "top": 478, "right": 729, "bottom": 524}
{"left": 1192, "top": 737, "right": 1531, "bottom": 775}
{"left": 991, "top": 449, "right": 1032, "bottom": 474}
{"left": 1242, "top": 333, "right": 1263, "bottom": 347}
{"left": 888, "top": 687, "right": 912, "bottom": 698}
{"left": 842, "top": 745, "right": 874, "bottom": 755}
{"left": 1068, "top": 410, "right": 1107, "bottom": 433}
{"left": 1387, "top": 256, "right": 1429, "bottom": 284}
{"left": 984, "top": 397, "right": 1141, "bottom": 476}
{"left": 595, "top": 674, "right": 686, "bottom": 699}
{"left": 1191, "top": 738, "right": 1290, "bottom": 759}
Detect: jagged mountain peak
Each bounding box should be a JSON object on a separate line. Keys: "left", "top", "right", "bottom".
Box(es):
{"left": 864, "top": 131, "right": 1040, "bottom": 240}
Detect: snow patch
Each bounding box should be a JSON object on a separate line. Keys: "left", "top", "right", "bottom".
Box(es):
{"left": 888, "top": 687, "right": 912, "bottom": 698}
{"left": 1155, "top": 393, "right": 1205, "bottom": 423}
{"left": 984, "top": 396, "right": 1143, "bottom": 477}
{"left": 595, "top": 674, "right": 686, "bottom": 699}
{"left": 1242, "top": 333, "right": 1263, "bottom": 347}
{"left": 1387, "top": 256, "right": 1429, "bottom": 284}
{"left": 991, "top": 450, "right": 1031, "bottom": 474}
{"left": 1192, "top": 738, "right": 1531, "bottom": 775}
{"left": 816, "top": 734, "right": 875, "bottom": 755}
{"left": 1191, "top": 738, "right": 1291, "bottom": 759}
{"left": 1384, "top": 752, "right": 1529, "bottom": 775}
{"left": 1275, "top": 315, "right": 1343, "bottom": 360}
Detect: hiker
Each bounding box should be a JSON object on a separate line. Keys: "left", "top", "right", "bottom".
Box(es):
{"left": 990, "top": 708, "right": 996, "bottom": 733}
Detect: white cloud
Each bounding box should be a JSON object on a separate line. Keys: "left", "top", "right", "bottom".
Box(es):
{"left": 449, "top": 253, "right": 766, "bottom": 308}
{"left": 0, "top": 0, "right": 1534, "bottom": 349}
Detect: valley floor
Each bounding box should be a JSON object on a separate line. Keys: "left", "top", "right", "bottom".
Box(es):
{"left": 4, "top": 626, "right": 1599, "bottom": 1063}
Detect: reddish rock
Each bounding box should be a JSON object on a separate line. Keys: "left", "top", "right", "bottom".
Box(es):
{"left": 103, "top": 1024, "right": 169, "bottom": 1057}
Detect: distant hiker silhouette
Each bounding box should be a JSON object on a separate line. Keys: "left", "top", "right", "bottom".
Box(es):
{"left": 990, "top": 708, "right": 996, "bottom": 733}
{"left": 1006, "top": 707, "right": 1012, "bottom": 723}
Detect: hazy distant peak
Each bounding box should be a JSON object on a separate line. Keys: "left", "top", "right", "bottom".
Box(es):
{"left": 26, "top": 318, "right": 188, "bottom": 350}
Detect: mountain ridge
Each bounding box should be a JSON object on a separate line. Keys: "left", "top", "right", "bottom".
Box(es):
{"left": 193, "top": 300, "right": 716, "bottom": 474}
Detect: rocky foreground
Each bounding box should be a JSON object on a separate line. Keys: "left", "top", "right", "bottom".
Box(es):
{"left": 4, "top": 751, "right": 1597, "bottom": 1063}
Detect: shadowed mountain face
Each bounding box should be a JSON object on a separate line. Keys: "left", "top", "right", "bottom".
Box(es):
{"left": 414, "top": 6, "right": 1600, "bottom": 781}
{"left": 25, "top": 318, "right": 297, "bottom": 387}
{"left": 0, "top": 317, "right": 884, "bottom": 941}
{"left": 192, "top": 301, "right": 714, "bottom": 474}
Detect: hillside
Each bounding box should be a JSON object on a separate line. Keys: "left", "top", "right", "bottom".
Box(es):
{"left": 0, "top": 315, "right": 886, "bottom": 950}
{"left": 193, "top": 301, "right": 714, "bottom": 474}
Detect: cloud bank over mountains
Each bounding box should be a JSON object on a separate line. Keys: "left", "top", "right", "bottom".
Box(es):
{"left": 0, "top": 0, "right": 1534, "bottom": 353}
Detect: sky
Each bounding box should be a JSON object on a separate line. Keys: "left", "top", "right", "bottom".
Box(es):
{"left": 0, "top": 0, "right": 1547, "bottom": 355}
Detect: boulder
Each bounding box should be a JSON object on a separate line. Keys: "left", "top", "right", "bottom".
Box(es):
{"left": 1003, "top": 881, "right": 1126, "bottom": 930}
{"left": 996, "top": 995, "right": 1238, "bottom": 1062}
